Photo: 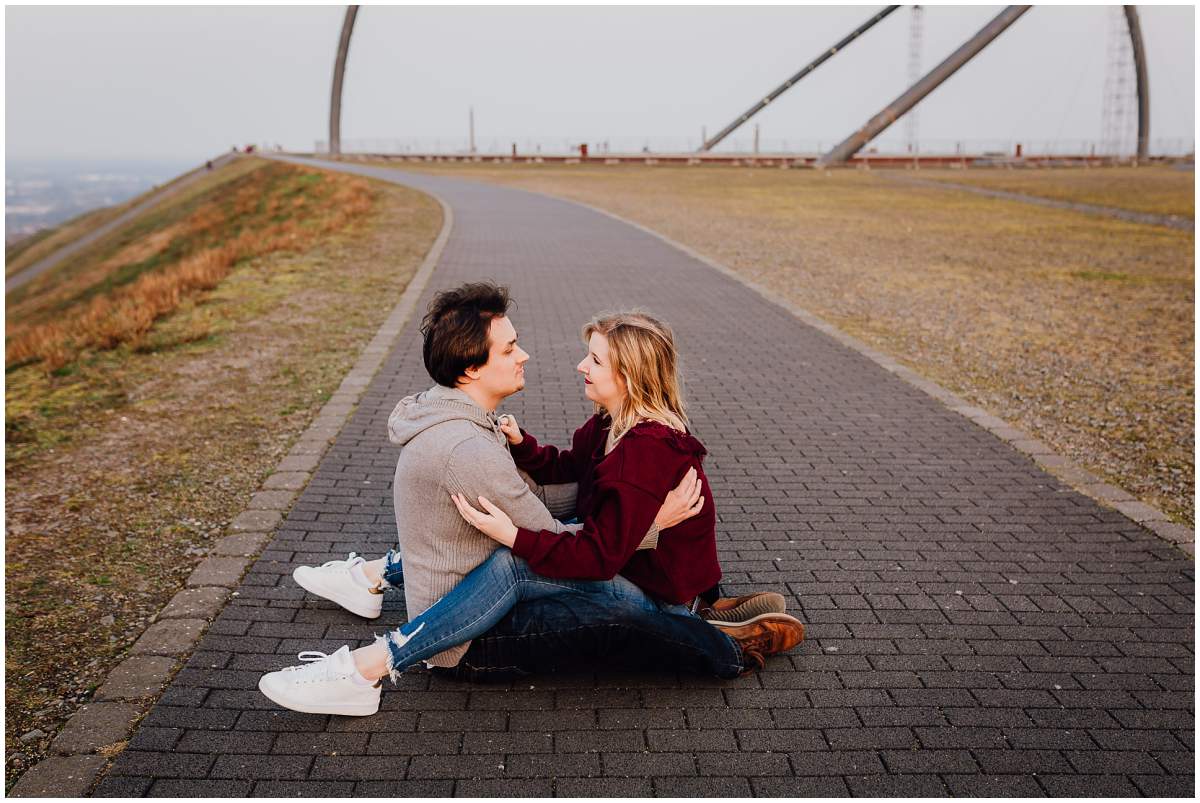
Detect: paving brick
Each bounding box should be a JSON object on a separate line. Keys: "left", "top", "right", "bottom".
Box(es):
{"left": 94, "top": 655, "right": 178, "bottom": 701}
{"left": 107, "top": 751, "right": 214, "bottom": 777}
{"left": 231, "top": 509, "right": 283, "bottom": 533}
{"left": 504, "top": 752, "right": 601, "bottom": 778}
{"left": 601, "top": 751, "right": 695, "bottom": 776}
{"left": 406, "top": 754, "right": 503, "bottom": 780}
{"left": 353, "top": 779, "right": 454, "bottom": 796}
{"left": 148, "top": 778, "right": 255, "bottom": 796}
{"left": 825, "top": 727, "right": 918, "bottom": 751}
{"left": 366, "top": 731, "right": 458, "bottom": 755}
{"left": 418, "top": 710, "right": 506, "bottom": 731}
{"left": 735, "top": 728, "right": 825, "bottom": 752}
{"left": 847, "top": 774, "right": 950, "bottom": 796}
{"left": 644, "top": 728, "right": 735, "bottom": 752}
{"left": 247, "top": 490, "right": 299, "bottom": 510}
{"left": 654, "top": 776, "right": 752, "bottom": 796}
{"left": 186, "top": 556, "right": 249, "bottom": 588}
{"left": 92, "top": 774, "right": 155, "bottom": 797}
{"left": 751, "top": 776, "right": 851, "bottom": 796}
{"left": 1038, "top": 775, "right": 1141, "bottom": 796}
{"left": 696, "top": 751, "right": 792, "bottom": 776}
{"left": 790, "top": 751, "right": 886, "bottom": 776}
{"left": 159, "top": 587, "right": 230, "bottom": 620}
{"left": 1131, "top": 775, "right": 1196, "bottom": 797}
{"left": 263, "top": 471, "right": 311, "bottom": 491}
{"left": 945, "top": 774, "right": 1047, "bottom": 797}
{"left": 177, "top": 730, "right": 277, "bottom": 754}
{"left": 457, "top": 778, "right": 554, "bottom": 796}
{"left": 49, "top": 702, "right": 141, "bottom": 755}
{"left": 131, "top": 618, "right": 208, "bottom": 655}
{"left": 556, "top": 729, "right": 644, "bottom": 753}
{"left": 212, "top": 532, "right": 273, "bottom": 557}
{"left": 973, "top": 749, "right": 1072, "bottom": 775}
{"left": 1065, "top": 750, "right": 1165, "bottom": 775}
{"left": 127, "top": 726, "right": 183, "bottom": 752}
{"left": 555, "top": 777, "right": 654, "bottom": 796}
{"left": 882, "top": 749, "right": 979, "bottom": 774}
{"left": 9, "top": 755, "right": 108, "bottom": 797}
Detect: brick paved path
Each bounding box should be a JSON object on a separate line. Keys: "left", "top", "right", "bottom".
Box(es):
{"left": 95, "top": 159, "right": 1194, "bottom": 797}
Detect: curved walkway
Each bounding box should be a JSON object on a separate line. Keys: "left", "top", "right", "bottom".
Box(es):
{"left": 93, "top": 158, "right": 1192, "bottom": 797}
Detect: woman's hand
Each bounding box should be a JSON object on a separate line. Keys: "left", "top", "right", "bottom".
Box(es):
{"left": 498, "top": 414, "right": 523, "bottom": 446}
{"left": 451, "top": 493, "right": 519, "bottom": 547}
{"left": 654, "top": 466, "right": 705, "bottom": 529}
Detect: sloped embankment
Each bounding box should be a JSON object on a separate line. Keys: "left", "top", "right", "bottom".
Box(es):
{"left": 7, "top": 159, "right": 372, "bottom": 371}
{"left": 4, "top": 157, "right": 441, "bottom": 787}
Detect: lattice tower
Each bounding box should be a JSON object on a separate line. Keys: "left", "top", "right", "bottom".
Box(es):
{"left": 905, "top": 5, "right": 924, "bottom": 153}
{"left": 1101, "top": 6, "right": 1137, "bottom": 157}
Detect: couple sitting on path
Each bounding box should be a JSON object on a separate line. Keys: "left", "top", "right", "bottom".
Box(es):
{"left": 259, "top": 282, "right": 805, "bottom": 716}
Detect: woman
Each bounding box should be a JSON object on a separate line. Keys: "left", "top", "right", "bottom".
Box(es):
{"left": 259, "top": 312, "right": 803, "bottom": 716}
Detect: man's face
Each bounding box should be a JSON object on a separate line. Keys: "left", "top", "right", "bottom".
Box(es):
{"left": 465, "top": 315, "right": 529, "bottom": 400}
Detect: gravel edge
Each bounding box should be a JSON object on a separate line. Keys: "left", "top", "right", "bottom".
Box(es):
{"left": 7, "top": 190, "right": 454, "bottom": 798}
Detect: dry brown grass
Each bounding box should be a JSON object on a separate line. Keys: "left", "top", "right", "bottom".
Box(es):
{"left": 5, "top": 163, "right": 212, "bottom": 279}
{"left": 387, "top": 161, "right": 1194, "bottom": 526}
{"left": 6, "top": 161, "right": 373, "bottom": 372}
{"left": 5, "top": 174, "right": 441, "bottom": 785}
{"left": 914, "top": 164, "right": 1195, "bottom": 219}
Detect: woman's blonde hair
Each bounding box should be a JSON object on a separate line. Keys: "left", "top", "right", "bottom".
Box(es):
{"left": 583, "top": 310, "right": 688, "bottom": 443}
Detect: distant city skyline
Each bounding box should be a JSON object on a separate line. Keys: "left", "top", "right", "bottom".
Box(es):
{"left": 5, "top": 4, "right": 1196, "bottom": 164}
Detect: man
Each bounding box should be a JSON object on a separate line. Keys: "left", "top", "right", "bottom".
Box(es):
{"left": 259, "top": 283, "right": 803, "bottom": 715}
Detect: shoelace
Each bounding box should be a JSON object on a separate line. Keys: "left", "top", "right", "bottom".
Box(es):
{"left": 280, "top": 651, "right": 343, "bottom": 684}
{"left": 320, "top": 552, "right": 361, "bottom": 570}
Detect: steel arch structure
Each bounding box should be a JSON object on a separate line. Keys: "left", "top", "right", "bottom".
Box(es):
{"left": 326, "top": 5, "right": 1150, "bottom": 160}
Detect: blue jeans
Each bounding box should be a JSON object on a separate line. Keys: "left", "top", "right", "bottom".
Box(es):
{"left": 377, "top": 547, "right": 744, "bottom": 681}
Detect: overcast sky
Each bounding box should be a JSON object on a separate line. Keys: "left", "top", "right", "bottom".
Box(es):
{"left": 5, "top": 4, "right": 1195, "bottom": 164}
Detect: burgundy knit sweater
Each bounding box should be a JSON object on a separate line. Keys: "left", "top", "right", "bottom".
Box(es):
{"left": 509, "top": 414, "right": 721, "bottom": 605}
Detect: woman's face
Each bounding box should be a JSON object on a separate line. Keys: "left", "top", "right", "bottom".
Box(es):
{"left": 577, "top": 331, "right": 625, "bottom": 410}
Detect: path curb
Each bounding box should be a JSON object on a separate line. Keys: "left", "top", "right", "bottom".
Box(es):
{"left": 8, "top": 187, "right": 454, "bottom": 798}
{"left": 553, "top": 193, "right": 1194, "bottom": 559}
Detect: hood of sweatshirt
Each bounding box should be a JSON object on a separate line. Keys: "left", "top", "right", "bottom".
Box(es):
{"left": 387, "top": 384, "right": 505, "bottom": 448}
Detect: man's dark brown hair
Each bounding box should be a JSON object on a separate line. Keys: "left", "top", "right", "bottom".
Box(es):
{"left": 420, "top": 282, "right": 513, "bottom": 387}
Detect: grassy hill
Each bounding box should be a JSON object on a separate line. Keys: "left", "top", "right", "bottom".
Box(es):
{"left": 5, "top": 160, "right": 218, "bottom": 280}
{"left": 4, "top": 156, "right": 442, "bottom": 788}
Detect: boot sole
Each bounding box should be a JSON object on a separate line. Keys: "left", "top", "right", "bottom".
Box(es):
{"left": 704, "top": 607, "right": 791, "bottom": 628}
{"left": 701, "top": 591, "right": 786, "bottom": 623}
{"left": 293, "top": 567, "right": 382, "bottom": 619}
{"left": 258, "top": 675, "right": 380, "bottom": 717}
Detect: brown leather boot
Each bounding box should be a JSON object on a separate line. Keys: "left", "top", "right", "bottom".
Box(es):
{"left": 697, "top": 592, "right": 787, "bottom": 624}
{"left": 710, "top": 613, "right": 805, "bottom": 674}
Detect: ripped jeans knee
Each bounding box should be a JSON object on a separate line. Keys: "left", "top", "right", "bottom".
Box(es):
{"left": 379, "top": 548, "right": 404, "bottom": 590}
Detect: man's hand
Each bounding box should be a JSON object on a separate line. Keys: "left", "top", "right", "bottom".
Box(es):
{"left": 498, "top": 414, "right": 523, "bottom": 446}
{"left": 452, "top": 493, "right": 519, "bottom": 547}
{"left": 654, "top": 466, "right": 705, "bottom": 529}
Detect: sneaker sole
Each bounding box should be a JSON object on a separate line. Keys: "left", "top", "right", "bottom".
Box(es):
{"left": 257, "top": 674, "right": 380, "bottom": 717}
{"left": 707, "top": 612, "right": 796, "bottom": 629}
{"left": 293, "top": 567, "right": 382, "bottom": 619}
{"left": 702, "top": 592, "right": 787, "bottom": 624}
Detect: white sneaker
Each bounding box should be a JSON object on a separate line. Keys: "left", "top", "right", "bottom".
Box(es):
{"left": 258, "top": 645, "right": 381, "bottom": 716}
{"left": 293, "top": 552, "right": 383, "bottom": 619}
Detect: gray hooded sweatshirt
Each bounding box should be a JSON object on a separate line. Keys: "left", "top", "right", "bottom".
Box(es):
{"left": 388, "top": 384, "right": 578, "bottom": 667}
